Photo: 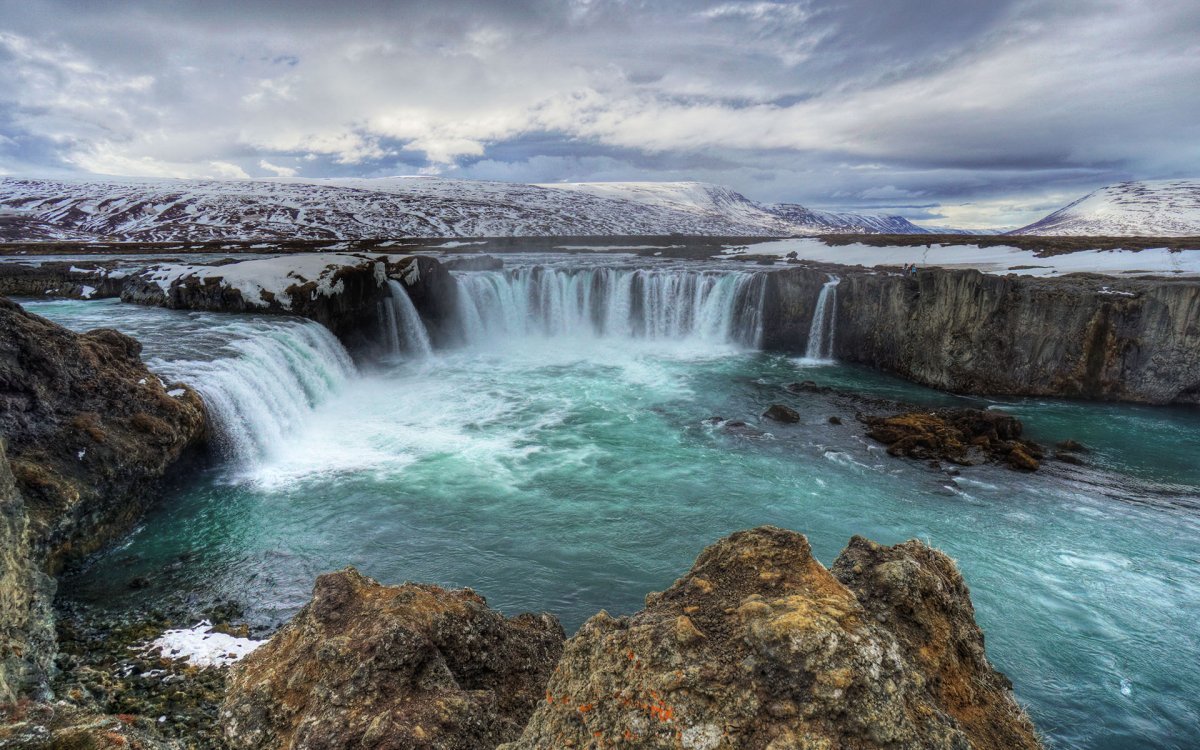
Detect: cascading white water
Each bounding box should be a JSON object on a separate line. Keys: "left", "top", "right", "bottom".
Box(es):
{"left": 382, "top": 279, "right": 433, "bottom": 358}
{"left": 454, "top": 267, "right": 766, "bottom": 346}
{"left": 166, "top": 320, "right": 356, "bottom": 465}
{"left": 804, "top": 275, "right": 840, "bottom": 361}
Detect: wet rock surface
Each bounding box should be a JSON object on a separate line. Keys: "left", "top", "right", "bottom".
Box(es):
{"left": 761, "top": 403, "right": 800, "bottom": 423}
{"left": 0, "top": 260, "right": 128, "bottom": 300}
{"left": 221, "top": 567, "right": 565, "bottom": 750}
{"left": 863, "top": 409, "right": 1045, "bottom": 471}
{"left": 503, "top": 526, "right": 1041, "bottom": 750}
{"left": 0, "top": 298, "right": 208, "bottom": 572}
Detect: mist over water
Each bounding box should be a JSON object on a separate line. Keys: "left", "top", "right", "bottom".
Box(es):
{"left": 21, "top": 259, "right": 1200, "bottom": 750}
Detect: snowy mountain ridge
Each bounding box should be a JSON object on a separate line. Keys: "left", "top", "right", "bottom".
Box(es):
{"left": 1012, "top": 180, "right": 1200, "bottom": 236}
{"left": 0, "top": 176, "right": 933, "bottom": 241}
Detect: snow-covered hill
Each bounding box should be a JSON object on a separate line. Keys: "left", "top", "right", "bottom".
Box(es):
{"left": 0, "top": 176, "right": 932, "bottom": 241}
{"left": 767, "top": 203, "right": 931, "bottom": 234}
{"left": 1012, "top": 180, "right": 1200, "bottom": 236}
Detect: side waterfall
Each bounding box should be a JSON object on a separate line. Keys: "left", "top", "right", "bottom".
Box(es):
{"left": 381, "top": 279, "right": 433, "bottom": 357}
{"left": 804, "top": 275, "right": 840, "bottom": 361}
{"left": 167, "top": 320, "right": 356, "bottom": 464}
{"left": 453, "top": 267, "right": 766, "bottom": 346}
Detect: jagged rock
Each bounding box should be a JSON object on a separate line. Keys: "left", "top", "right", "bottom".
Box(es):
{"left": 0, "top": 701, "right": 179, "bottom": 749}
{"left": 0, "top": 298, "right": 207, "bottom": 572}
{"left": 828, "top": 415, "right": 842, "bottom": 425}
{"left": 832, "top": 536, "right": 1041, "bottom": 750}
{"left": 1055, "top": 439, "right": 1088, "bottom": 453}
{"left": 862, "top": 408, "right": 1043, "bottom": 471}
{"left": 221, "top": 568, "right": 564, "bottom": 750}
{"left": 762, "top": 404, "right": 800, "bottom": 423}
{"left": 502, "top": 527, "right": 1040, "bottom": 750}
{"left": 761, "top": 265, "right": 1200, "bottom": 405}
{"left": 0, "top": 439, "right": 55, "bottom": 702}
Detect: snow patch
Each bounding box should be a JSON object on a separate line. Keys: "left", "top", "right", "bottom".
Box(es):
{"left": 732, "top": 238, "right": 1200, "bottom": 277}
{"left": 145, "top": 621, "right": 264, "bottom": 668}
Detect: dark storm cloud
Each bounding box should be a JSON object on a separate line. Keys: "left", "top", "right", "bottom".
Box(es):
{"left": 2, "top": 0, "right": 1198, "bottom": 227}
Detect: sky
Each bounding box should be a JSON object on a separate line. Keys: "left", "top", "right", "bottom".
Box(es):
{"left": 0, "top": 0, "right": 1197, "bottom": 229}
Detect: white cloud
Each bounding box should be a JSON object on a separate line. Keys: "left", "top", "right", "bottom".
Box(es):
{"left": 258, "top": 159, "right": 298, "bottom": 177}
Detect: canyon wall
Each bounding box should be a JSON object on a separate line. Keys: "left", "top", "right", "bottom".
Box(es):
{"left": 762, "top": 266, "right": 1200, "bottom": 405}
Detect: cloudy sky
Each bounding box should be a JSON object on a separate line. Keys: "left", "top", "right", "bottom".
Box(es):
{"left": 1, "top": 0, "right": 1197, "bottom": 228}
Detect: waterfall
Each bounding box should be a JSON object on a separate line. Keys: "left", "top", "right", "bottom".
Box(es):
{"left": 453, "top": 267, "right": 765, "bottom": 346}
{"left": 381, "top": 279, "right": 433, "bottom": 358}
{"left": 804, "top": 275, "right": 840, "bottom": 362}
{"left": 164, "top": 320, "right": 356, "bottom": 465}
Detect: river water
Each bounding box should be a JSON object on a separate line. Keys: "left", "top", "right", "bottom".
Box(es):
{"left": 19, "top": 255, "right": 1200, "bottom": 749}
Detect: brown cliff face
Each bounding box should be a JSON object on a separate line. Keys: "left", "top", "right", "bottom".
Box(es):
{"left": 222, "top": 568, "right": 565, "bottom": 750}
{"left": 0, "top": 298, "right": 207, "bottom": 572}
{"left": 761, "top": 266, "right": 1200, "bottom": 405}
{"left": 502, "top": 527, "right": 1040, "bottom": 750}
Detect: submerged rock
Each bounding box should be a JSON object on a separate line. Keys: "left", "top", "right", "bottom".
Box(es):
{"left": 503, "top": 527, "right": 1041, "bottom": 750}
{"left": 0, "top": 298, "right": 207, "bottom": 572}
{"left": 863, "top": 408, "right": 1044, "bottom": 471}
{"left": 762, "top": 403, "right": 801, "bottom": 423}
{"left": 222, "top": 568, "right": 564, "bottom": 750}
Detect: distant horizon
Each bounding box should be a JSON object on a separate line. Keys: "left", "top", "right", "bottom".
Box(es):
{"left": 11, "top": 169, "right": 1189, "bottom": 233}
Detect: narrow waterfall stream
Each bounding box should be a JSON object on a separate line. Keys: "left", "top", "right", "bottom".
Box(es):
{"left": 803, "top": 275, "right": 840, "bottom": 362}
{"left": 382, "top": 279, "right": 433, "bottom": 358}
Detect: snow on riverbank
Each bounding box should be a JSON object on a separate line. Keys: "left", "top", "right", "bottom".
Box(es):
{"left": 145, "top": 621, "right": 264, "bottom": 668}
{"left": 731, "top": 238, "right": 1200, "bottom": 277}
{"left": 138, "top": 252, "right": 376, "bottom": 308}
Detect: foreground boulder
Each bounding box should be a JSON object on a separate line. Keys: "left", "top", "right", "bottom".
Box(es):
{"left": 503, "top": 526, "right": 1040, "bottom": 750}
{"left": 863, "top": 408, "right": 1044, "bottom": 471}
{"left": 0, "top": 298, "right": 207, "bottom": 571}
{"left": 222, "top": 568, "right": 565, "bottom": 750}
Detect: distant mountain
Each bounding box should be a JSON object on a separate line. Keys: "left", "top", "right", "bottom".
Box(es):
{"left": 766, "top": 203, "right": 933, "bottom": 234}
{"left": 0, "top": 176, "right": 933, "bottom": 241}
{"left": 1012, "top": 180, "right": 1200, "bottom": 236}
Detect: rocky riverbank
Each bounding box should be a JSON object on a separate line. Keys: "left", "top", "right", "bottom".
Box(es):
{"left": 0, "top": 298, "right": 208, "bottom": 706}
{"left": 761, "top": 265, "right": 1200, "bottom": 405}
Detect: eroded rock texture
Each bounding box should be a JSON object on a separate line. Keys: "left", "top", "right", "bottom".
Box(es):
{"left": 0, "top": 298, "right": 207, "bottom": 572}
{"left": 0, "top": 439, "right": 55, "bottom": 703}
{"left": 863, "top": 408, "right": 1044, "bottom": 471}
{"left": 503, "top": 527, "right": 1040, "bottom": 750}
{"left": 222, "top": 568, "right": 565, "bottom": 750}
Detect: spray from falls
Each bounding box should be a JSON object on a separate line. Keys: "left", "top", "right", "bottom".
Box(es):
{"left": 380, "top": 279, "right": 433, "bottom": 358}
{"left": 166, "top": 320, "right": 356, "bottom": 466}
{"left": 453, "top": 267, "right": 766, "bottom": 346}
{"left": 804, "top": 275, "right": 840, "bottom": 362}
